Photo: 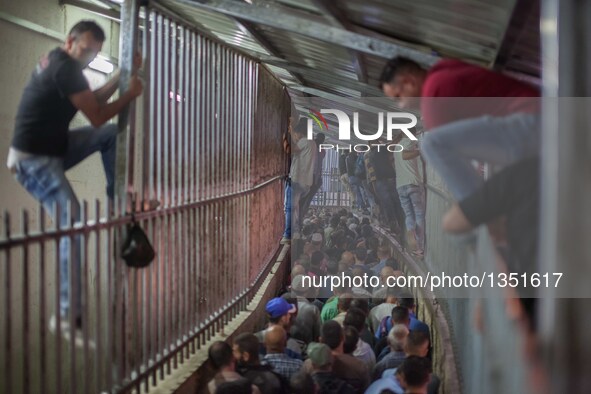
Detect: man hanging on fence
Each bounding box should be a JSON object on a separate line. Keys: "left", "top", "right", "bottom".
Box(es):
{"left": 6, "top": 20, "right": 143, "bottom": 345}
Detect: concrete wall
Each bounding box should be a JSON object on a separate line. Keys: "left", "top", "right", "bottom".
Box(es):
{"left": 0, "top": 0, "right": 120, "bottom": 232}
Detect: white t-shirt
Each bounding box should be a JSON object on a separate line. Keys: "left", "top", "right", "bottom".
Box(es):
{"left": 290, "top": 138, "right": 317, "bottom": 187}
{"left": 394, "top": 137, "right": 423, "bottom": 188}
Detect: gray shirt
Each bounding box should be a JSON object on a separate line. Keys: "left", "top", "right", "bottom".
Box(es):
{"left": 290, "top": 138, "right": 317, "bottom": 187}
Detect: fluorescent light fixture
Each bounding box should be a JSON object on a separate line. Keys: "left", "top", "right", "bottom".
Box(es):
{"left": 89, "top": 56, "right": 114, "bottom": 74}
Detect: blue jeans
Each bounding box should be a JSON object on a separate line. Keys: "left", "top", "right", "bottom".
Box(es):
{"left": 420, "top": 113, "right": 540, "bottom": 200}
{"left": 283, "top": 182, "right": 292, "bottom": 238}
{"left": 299, "top": 177, "right": 322, "bottom": 226}
{"left": 14, "top": 124, "right": 117, "bottom": 318}
{"left": 348, "top": 175, "right": 367, "bottom": 208}
{"left": 291, "top": 182, "right": 309, "bottom": 235}
{"left": 397, "top": 184, "right": 426, "bottom": 250}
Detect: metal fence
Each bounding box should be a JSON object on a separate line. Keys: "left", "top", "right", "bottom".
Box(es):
{"left": 421, "top": 166, "right": 529, "bottom": 394}
{"left": 0, "top": 5, "right": 290, "bottom": 394}
{"left": 311, "top": 150, "right": 351, "bottom": 207}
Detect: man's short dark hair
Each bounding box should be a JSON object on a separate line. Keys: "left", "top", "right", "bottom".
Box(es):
{"left": 385, "top": 258, "right": 399, "bottom": 270}
{"left": 343, "top": 326, "right": 359, "bottom": 354}
{"left": 216, "top": 378, "right": 253, "bottom": 394}
{"left": 391, "top": 306, "right": 410, "bottom": 324}
{"left": 290, "top": 371, "right": 315, "bottom": 394}
{"left": 293, "top": 118, "right": 308, "bottom": 136}
{"left": 406, "top": 330, "right": 430, "bottom": 351}
{"left": 315, "top": 132, "right": 326, "bottom": 144}
{"left": 338, "top": 293, "right": 354, "bottom": 312}
{"left": 398, "top": 293, "right": 416, "bottom": 309}
{"left": 234, "top": 333, "right": 260, "bottom": 363}
{"left": 330, "top": 216, "right": 340, "bottom": 228}
{"left": 344, "top": 307, "right": 366, "bottom": 332}
{"left": 354, "top": 248, "right": 367, "bottom": 261}
{"left": 379, "top": 57, "right": 423, "bottom": 87}
{"left": 208, "top": 341, "right": 233, "bottom": 369}
{"left": 311, "top": 251, "right": 325, "bottom": 267}
{"left": 68, "top": 20, "right": 106, "bottom": 42}
{"left": 350, "top": 298, "right": 370, "bottom": 316}
{"left": 321, "top": 320, "right": 343, "bottom": 350}
{"left": 326, "top": 260, "right": 339, "bottom": 275}
{"left": 397, "top": 356, "right": 432, "bottom": 387}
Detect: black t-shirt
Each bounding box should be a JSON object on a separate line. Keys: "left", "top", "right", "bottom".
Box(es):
{"left": 459, "top": 158, "right": 540, "bottom": 274}
{"left": 238, "top": 365, "right": 285, "bottom": 394}
{"left": 339, "top": 154, "right": 348, "bottom": 175}
{"left": 371, "top": 149, "right": 396, "bottom": 180}
{"left": 12, "top": 47, "right": 89, "bottom": 156}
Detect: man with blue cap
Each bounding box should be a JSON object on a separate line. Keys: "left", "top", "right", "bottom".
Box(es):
{"left": 255, "top": 297, "right": 302, "bottom": 359}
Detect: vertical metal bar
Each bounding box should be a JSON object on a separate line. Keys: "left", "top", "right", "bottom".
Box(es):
{"left": 155, "top": 13, "right": 163, "bottom": 205}
{"left": 163, "top": 17, "right": 170, "bottom": 208}
{"left": 150, "top": 13, "right": 161, "bottom": 385}
{"left": 105, "top": 198, "right": 113, "bottom": 391}
{"left": 20, "top": 210, "right": 30, "bottom": 394}
{"left": 3, "top": 213, "right": 12, "bottom": 394}
{"left": 143, "top": 11, "right": 153, "bottom": 203}
{"left": 179, "top": 26, "right": 185, "bottom": 207}
{"left": 116, "top": 0, "right": 140, "bottom": 208}
{"left": 53, "top": 202, "right": 63, "bottom": 394}
{"left": 38, "top": 206, "right": 47, "bottom": 393}
{"left": 172, "top": 210, "right": 178, "bottom": 370}
{"left": 222, "top": 48, "right": 228, "bottom": 195}
{"left": 67, "top": 201, "right": 76, "bottom": 393}
{"left": 94, "top": 200, "right": 102, "bottom": 394}
{"left": 213, "top": 43, "right": 219, "bottom": 198}
{"left": 163, "top": 211, "right": 170, "bottom": 376}
{"left": 81, "top": 201, "right": 90, "bottom": 394}
{"left": 156, "top": 212, "right": 163, "bottom": 381}
{"left": 190, "top": 31, "right": 197, "bottom": 203}
{"left": 170, "top": 22, "right": 177, "bottom": 208}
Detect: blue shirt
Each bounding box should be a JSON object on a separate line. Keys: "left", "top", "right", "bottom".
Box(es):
{"left": 364, "top": 374, "right": 403, "bottom": 394}
{"left": 375, "top": 312, "right": 430, "bottom": 339}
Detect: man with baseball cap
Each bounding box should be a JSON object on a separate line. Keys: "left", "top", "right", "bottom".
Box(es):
{"left": 307, "top": 342, "right": 355, "bottom": 394}
{"left": 255, "top": 297, "right": 302, "bottom": 359}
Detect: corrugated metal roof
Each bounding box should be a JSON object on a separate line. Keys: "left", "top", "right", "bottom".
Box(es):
{"left": 157, "top": 0, "right": 271, "bottom": 57}
{"left": 79, "top": 0, "right": 541, "bottom": 114}
{"left": 341, "top": 0, "right": 515, "bottom": 62}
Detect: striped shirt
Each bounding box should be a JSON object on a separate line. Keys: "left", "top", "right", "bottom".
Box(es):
{"left": 263, "top": 353, "right": 303, "bottom": 381}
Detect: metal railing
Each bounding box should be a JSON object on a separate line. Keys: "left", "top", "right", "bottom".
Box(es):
{"left": 0, "top": 5, "right": 290, "bottom": 394}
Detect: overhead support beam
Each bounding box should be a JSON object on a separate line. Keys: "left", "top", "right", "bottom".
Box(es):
{"left": 312, "top": 0, "right": 368, "bottom": 85}
{"left": 167, "top": 0, "right": 439, "bottom": 65}
{"left": 233, "top": 19, "right": 306, "bottom": 85}
{"left": 492, "top": 0, "right": 539, "bottom": 70}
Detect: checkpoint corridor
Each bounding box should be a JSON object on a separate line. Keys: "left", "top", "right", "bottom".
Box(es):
{"left": 1, "top": 1, "right": 590, "bottom": 393}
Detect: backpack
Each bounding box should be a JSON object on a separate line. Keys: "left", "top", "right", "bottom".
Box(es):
{"left": 377, "top": 315, "right": 393, "bottom": 339}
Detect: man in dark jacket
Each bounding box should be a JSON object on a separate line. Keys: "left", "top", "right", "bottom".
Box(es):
{"left": 233, "top": 333, "right": 285, "bottom": 394}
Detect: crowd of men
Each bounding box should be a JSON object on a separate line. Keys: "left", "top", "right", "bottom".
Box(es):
{"left": 207, "top": 207, "right": 439, "bottom": 393}
{"left": 213, "top": 50, "right": 543, "bottom": 392}
{"left": 284, "top": 120, "right": 426, "bottom": 258}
